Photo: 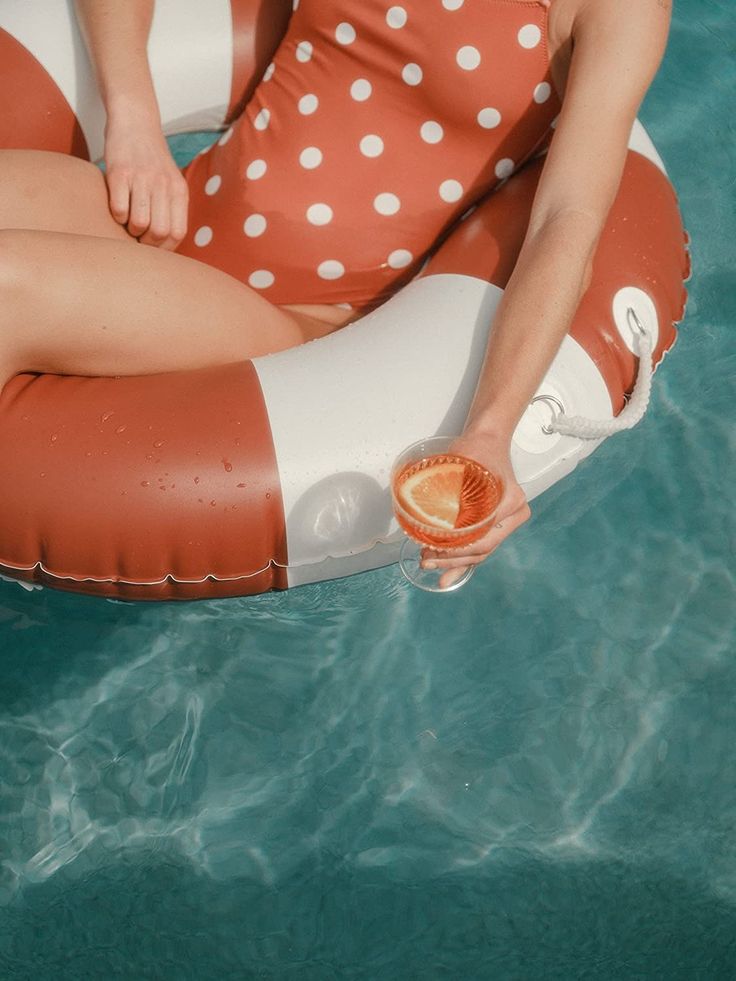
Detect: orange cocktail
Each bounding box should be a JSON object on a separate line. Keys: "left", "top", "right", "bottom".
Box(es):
{"left": 391, "top": 437, "right": 503, "bottom": 591}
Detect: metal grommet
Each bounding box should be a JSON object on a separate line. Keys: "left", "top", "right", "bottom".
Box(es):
{"left": 626, "top": 306, "right": 646, "bottom": 337}
{"left": 530, "top": 394, "right": 566, "bottom": 435}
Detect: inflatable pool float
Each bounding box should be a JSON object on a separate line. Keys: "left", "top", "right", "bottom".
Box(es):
{"left": 0, "top": 0, "right": 689, "bottom": 600}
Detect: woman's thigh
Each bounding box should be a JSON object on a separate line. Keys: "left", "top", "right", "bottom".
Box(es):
{"left": 0, "top": 149, "right": 129, "bottom": 240}
{"left": 0, "top": 228, "right": 318, "bottom": 380}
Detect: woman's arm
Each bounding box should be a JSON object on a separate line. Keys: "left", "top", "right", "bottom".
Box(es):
{"left": 74, "top": 0, "right": 188, "bottom": 249}
{"left": 427, "top": 0, "right": 672, "bottom": 586}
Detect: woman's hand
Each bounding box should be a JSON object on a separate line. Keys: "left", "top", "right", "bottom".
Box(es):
{"left": 103, "top": 111, "right": 189, "bottom": 250}
{"left": 420, "top": 430, "right": 530, "bottom": 590}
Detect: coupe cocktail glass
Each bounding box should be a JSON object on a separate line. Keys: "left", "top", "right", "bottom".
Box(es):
{"left": 391, "top": 436, "right": 503, "bottom": 592}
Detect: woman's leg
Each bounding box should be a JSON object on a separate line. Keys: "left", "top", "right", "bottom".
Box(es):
{"left": 0, "top": 150, "right": 128, "bottom": 239}
{"left": 0, "top": 228, "right": 331, "bottom": 386}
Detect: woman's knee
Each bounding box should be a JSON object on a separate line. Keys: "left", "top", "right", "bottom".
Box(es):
{"left": 0, "top": 150, "right": 127, "bottom": 240}
{"left": 0, "top": 229, "right": 31, "bottom": 305}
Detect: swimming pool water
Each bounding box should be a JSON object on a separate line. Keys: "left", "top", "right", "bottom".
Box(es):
{"left": 1, "top": 1, "right": 735, "bottom": 977}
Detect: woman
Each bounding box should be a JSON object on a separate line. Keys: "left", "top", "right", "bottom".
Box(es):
{"left": 0, "top": 0, "right": 671, "bottom": 587}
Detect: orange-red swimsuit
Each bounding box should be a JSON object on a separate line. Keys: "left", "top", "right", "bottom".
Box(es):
{"left": 178, "top": 0, "right": 560, "bottom": 310}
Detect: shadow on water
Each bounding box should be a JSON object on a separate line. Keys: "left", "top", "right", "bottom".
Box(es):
{"left": 1, "top": 853, "right": 735, "bottom": 980}
{"left": 0, "top": 583, "right": 152, "bottom": 712}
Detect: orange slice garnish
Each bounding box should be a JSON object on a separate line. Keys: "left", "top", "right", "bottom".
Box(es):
{"left": 397, "top": 461, "right": 466, "bottom": 529}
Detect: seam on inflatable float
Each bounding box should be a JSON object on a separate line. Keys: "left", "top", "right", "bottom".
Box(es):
{"left": 0, "top": 558, "right": 285, "bottom": 586}
{"left": 0, "top": 538, "right": 409, "bottom": 585}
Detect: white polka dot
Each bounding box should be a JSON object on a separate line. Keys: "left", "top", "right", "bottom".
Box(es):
{"left": 298, "top": 93, "right": 319, "bottom": 115}
{"left": 243, "top": 214, "right": 267, "bottom": 237}
{"left": 263, "top": 62, "right": 275, "bottom": 82}
{"left": 402, "top": 63, "right": 423, "bottom": 86}
{"left": 296, "top": 40, "right": 313, "bottom": 62}
{"left": 335, "top": 22, "right": 356, "bottom": 44}
{"left": 317, "top": 260, "right": 345, "bottom": 280}
{"left": 387, "top": 249, "right": 413, "bottom": 269}
{"left": 439, "top": 180, "right": 463, "bottom": 203}
{"left": 495, "top": 158, "right": 515, "bottom": 180}
{"left": 246, "top": 159, "right": 267, "bottom": 180}
{"left": 374, "top": 193, "right": 400, "bottom": 216}
{"left": 249, "top": 270, "right": 275, "bottom": 289}
{"left": 477, "top": 107, "right": 502, "bottom": 129}
{"left": 299, "top": 146, "right": 323, "bottom": 169}
{"left": 442, "top": 0, "right": 464, "bottom": 8}
{"left": 360, "top": 134, "right": 384, "bottom": 157}
{"left": 204, "top": 175, "right": 221, "bottom": 195}
{"left": 194, "top": 226, "right": 213, "bottom": 247}
{"left": 306, "top": 203, "right": 333, "bottom": 226}
{"left": 518, "top": 24, "right": 542, "bottom": 49}
{"left": 386, "top": 6, "right": 407, "bottom": 28}
{"left": 350, "top": 78, "right": 372, "bottom": 101}
{"left": 420, "top": 121, "right": 444, "bottom": 144}
{"left": 254, "top": 108, "right": 270, "bottom": 131}
{"left": 534, "top": 81, "right": 552, "bottom": 104}
{"left": 456, "top": 46, "right": 481, "bottom": 70}
{"left": 217, "top": 127, "right": 233, "bottom": 147}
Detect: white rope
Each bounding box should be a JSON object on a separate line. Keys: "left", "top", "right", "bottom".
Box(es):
{"left": 547, "top": 309, "right": 654, "bottom": 440}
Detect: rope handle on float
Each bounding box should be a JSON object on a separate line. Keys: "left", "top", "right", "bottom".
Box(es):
{"left": 542, "top": 307, "right": 654, "bottom": 440}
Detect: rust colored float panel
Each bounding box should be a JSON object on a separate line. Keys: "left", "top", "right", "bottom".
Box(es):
{"left": 0, "top": 363, "right": 287, "bottom": 600}
{"left": 0, "top": 28, "right": 88, "bottom": 158}
{"left": 226, "top": 0, "right": 293, "bottom": 123}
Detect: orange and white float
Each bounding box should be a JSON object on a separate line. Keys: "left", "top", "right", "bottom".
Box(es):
{"left": 0, "top": 0, "right": 689, "bottom": 600}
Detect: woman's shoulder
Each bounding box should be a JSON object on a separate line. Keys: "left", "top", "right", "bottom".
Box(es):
{"left": 560, "top": 0, "right": 671, "bottom": 47}
{"left": 549, "top": 0, "right": 671, "bottom": 101}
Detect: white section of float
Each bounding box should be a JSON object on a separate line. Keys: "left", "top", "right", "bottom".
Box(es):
{"left": 0, "top": 0, "right": 233, "bottom": 159}
{"left": 148, "top": 0, "right": 234, "bottom": 136}
{"left": 628, "top": 120, "right": 667, "bottom": 175}
{"left": 254, "top": 274, "right": 612, "bottom": 588}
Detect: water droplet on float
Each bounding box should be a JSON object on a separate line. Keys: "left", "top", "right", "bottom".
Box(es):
{"left": 222, "top": 459, "right": 233, "bottom": 473}
{"left": 194, "top": 476, "right": 200, "bottom": 485}
{"left": 141, "top": 481, "right": 150, "bottom": 487}
{"left": 50, "top": 434, "right": 58, "bottom": 443}
{"left": 210, "top": 500, "right": 217, "bottom": 507}
{"left": 39, "top": 472, "right": 46, "bottom": 478}
{"left": 153, "top": 440, "right": 164, "bottom": 448}
{"left": 265, "top": 492, "right": 271, "bottom": 500}
{"left": 100, "top": 411, "right": 114, "bottom": 424}
{"left": 115, "top": 425, "right": 126, "bottom": 434}
{"left": 237, "top": 483, "right": 246, "bottom": 489}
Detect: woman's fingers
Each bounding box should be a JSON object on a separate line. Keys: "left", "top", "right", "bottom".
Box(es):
{"left": 104, "top": 138, "right": 189, "bottom": 248}
{"left": 167, "top": 179, "right": 190, "bottom": 249}
{"left": 138, "top": 173, "right": 189, "bottom": 250}
{"left": 126, "top": 175, "right": 152, "bottom": 239}
{"left": 422, "top": 497, "right": 531, "bottom": 572}
{"left": 106, "top": 167, "right": 132, "bottom": 227}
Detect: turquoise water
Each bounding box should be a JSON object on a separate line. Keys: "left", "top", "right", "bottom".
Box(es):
{"left": 1, "top": 1, "right": 735, "bottom": 977}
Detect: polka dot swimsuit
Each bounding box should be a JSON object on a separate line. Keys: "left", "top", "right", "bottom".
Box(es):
{"left": 178, "top": 0, "right": 560, "bottom": 310}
